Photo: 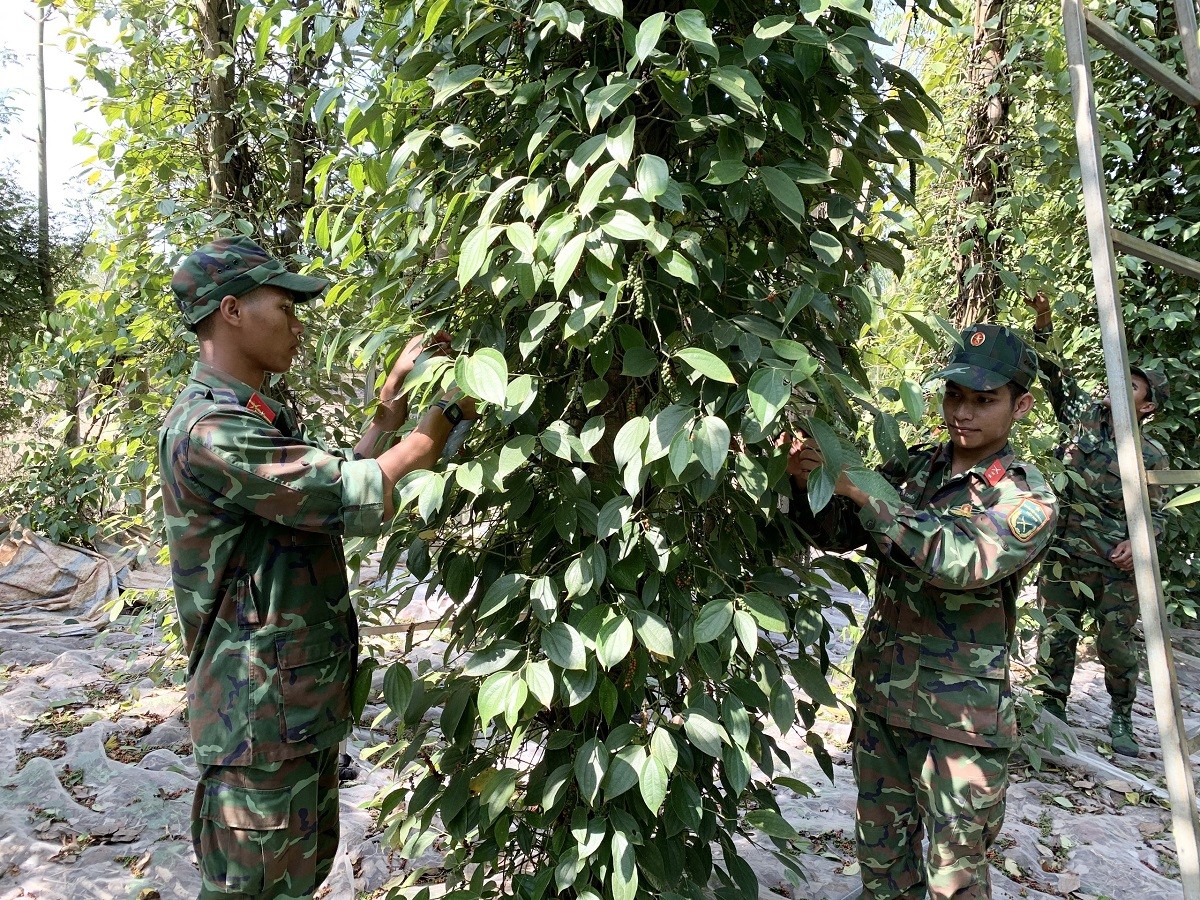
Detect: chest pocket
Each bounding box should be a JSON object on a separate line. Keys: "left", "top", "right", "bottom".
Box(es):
{"left": 270, "top": 619, "right": 353, "bottom": 744}
{"left": 1103, "top": 456, "right": 1125, "bottom": 488}
{"left": 272, "top": 528, "right": 348, "bottom": 592}
{"left": 913, "top": 636, "right": 1005, "bottom": 736}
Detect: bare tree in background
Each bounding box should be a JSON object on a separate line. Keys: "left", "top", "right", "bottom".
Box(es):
{"left": 36, "top": 5, "right": 50, "bottom": 306}
{"left": 193, "top": 0, "right": 328, "bottom": 255}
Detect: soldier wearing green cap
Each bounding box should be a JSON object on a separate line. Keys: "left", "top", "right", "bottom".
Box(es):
{"left": 783, "top": 323, "right": 1057, "bottom": 899}
{"left": 159, "top": 236, "right": 477, "bottom": 898}
{"left": 1024, "top": 293, "right": 1169, "bottom": 757}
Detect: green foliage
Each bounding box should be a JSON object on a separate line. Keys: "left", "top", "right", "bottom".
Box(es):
{"left": 0, "top": 175, "right": 47, "bottom": 377}
{"left": 1, "top": 0, "right": 388, "bottom": 543}
{"left": 0, "top": 47, "right": 90, "bottom": 431}
{"left": 316, "top": 0, "right": 934, "bottom": 895}
{"left": 889, "top": 0, "right": 1080, "bottom": 325}
{"left": 2, "top": 294, "right": 170, "bottom": 542}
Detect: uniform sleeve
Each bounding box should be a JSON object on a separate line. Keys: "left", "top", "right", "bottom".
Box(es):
{"left": 1032, "top": 325, "right": 1093, "bottom": 426}
{"left": 184, "top": 407, "right": 387, "bottom": 537}
{"left": 788, "top": 485, "right": 871, "bottom": 553}
{"left": 854, "top": 480, "right": 1058, "bottom": 592}
{"left": 787, "top": 454, "right": 918, "bottom": 554}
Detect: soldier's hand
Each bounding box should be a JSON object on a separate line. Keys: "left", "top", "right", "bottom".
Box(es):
{"left": 373, "top": 331, "right": 454, "bottom": 432}
{"left": 1023, "top": 292, "right": 1052, "bottom": 330}
{"left": 383, "top": 330, "right": 452, "bottom": 401}
{"left": 777, "top": 432, "right": 823, "bottom": 485}
{"left": 1109, "top": 539, "right": 1135, "bottom": 572}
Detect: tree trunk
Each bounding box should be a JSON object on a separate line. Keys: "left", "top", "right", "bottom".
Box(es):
{"left": 197, "top": 0, "right": 237, "bottom": 211}
{"left": 279, "top": 2, "right": 320, "bottom": 256}
{"left": 894, "top": 0, "right": 915, "bottom": 67}
{"left": 36, "top": 7, "right": 51, "bottom": 306}
{"left": 951, "top": 0, "right": 1011, "bottom": 326}
{"left": 36, "top": 8, "right": 81, "bottom": 448}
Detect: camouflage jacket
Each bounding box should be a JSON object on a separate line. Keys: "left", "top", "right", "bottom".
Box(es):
{"left": 158, "top": 362, "right": 387, "bottom": 767}
{"left": 791, "top": 443, "right": 1057, "bottom": 749}
{"left": 1033, "top": 327, "right": 1168, "bottom": 564}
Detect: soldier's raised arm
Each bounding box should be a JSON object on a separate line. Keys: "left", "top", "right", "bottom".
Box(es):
{"left": 848, "top": 464, "right": 1057, "bottom": 592}
{"left": 1024, "top": 292, "right": 1092, "bottom": 426}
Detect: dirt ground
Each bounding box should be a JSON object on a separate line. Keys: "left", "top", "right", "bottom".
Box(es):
{"left": 0, "top": 579, "right": 1196, "bottom": 900}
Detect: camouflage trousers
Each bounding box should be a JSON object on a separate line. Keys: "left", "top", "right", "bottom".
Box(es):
{"left": 1037, "top": 556, "right": 1139, "bottom": 715}
{"left": 851, "top": 712, "right": 1009, "bottom": 899}
{"left": 192, "top": 746, "right": 339, "bottom": 899}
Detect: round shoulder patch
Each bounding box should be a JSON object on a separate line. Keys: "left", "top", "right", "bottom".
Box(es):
{"left": 971, "top": 331, "right": 986, "bottom": 346}
{"left": 1007, "top": 498, "right": 1051, "bottom": 543}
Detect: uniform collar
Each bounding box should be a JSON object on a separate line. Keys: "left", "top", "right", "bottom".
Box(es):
{"left": 189, "top": 361, "right": 284, "bottom": 425}
{"left": 938, "top": 440, "right": 1015, "bottom": 488}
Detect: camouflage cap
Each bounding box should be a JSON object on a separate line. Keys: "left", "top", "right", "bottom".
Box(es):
{"left": 171, "top": 236, "right": 329, "bottom": 328}
{"left": 1131, "top": 364, "right": 1169, "bottom": 406}
{"left": 931, "top": 323, "right": 1039, "bottom": 392}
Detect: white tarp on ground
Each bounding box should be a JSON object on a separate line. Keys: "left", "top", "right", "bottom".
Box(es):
{"left": 0, "top": 525, "right": 173, "bottom": 635}
{"left": 0, "top": 526, "right": 121, "bottom": 632}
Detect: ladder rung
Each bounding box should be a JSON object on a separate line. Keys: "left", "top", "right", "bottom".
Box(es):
{"left": 1146, "top": 470, "right": 1200, "bottom": 486}
{"left": 1084, "top": 11, "right": 1200, "bottom": 107}
{"left": 1111, "top": 229, "right": 1200, "bottom": 281}
{"left": 359, "top": 621, "right": 438, "bottom": 637}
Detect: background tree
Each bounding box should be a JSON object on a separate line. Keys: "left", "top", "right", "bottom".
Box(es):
{"left": 0, "top": 48, "right": 51, "bottom": 380}
{"left": 36, "top": 6, "right": 52, "bottom": 307}
{"left": 0, "top": 35, "right": 91, "bottom": 442}
{"left": 949, "top": 0, "right": 1012, "bottom": 324}
{"left": 1, "top": 0, "right": 373, "bottom": 540}
{"left": 897, "top": 0, "right": 1040, "bottom": 330}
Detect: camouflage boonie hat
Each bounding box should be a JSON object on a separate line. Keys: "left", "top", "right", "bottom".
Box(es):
{"left": 171, "top": 236, "right": 329, "bottom": 328}
{"left": 931, "top": 323, "right": 1039, "bottom": 392}
{"left": 1131, "top": 364, "right": 1169, "bottom": 405}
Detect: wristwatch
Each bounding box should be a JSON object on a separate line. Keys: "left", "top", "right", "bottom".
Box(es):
{"left": 434, "top": 399, "right": 464, "bottom": 426}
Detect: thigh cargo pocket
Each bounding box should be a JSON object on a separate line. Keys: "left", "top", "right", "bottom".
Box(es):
{"left": 915, "top": 637, "right": 1006, "bottom": 736}
{"left": 197, "top": 781, "right": 291, "bottom": 895}
{"left": 275, "top": 622, "right": 353, "bottom": 744}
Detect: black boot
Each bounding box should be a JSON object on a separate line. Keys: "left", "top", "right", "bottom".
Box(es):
{"left": 338, "top": 752, "right": 360, "bottom": 783}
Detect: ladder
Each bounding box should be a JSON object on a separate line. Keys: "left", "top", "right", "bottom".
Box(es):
{"left": 1062, "top": 0, "right": 1200, "bottom": 895}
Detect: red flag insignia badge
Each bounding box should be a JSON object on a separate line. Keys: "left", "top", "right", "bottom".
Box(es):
{"left": 983, "top": 459, "right": 1006, "bottom": 485}
{"left": 245, "top": 393, "right": 277, "bottom": 424}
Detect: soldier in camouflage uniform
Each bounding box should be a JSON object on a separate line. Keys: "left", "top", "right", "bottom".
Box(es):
{"left": 1025, "top": 293, "right": 1169, "bottom": 757}
{"left": 785, "top": 324, "right": 1057, "bottom": 899}
{"left": 159, "top": 236, "right": 476, "bottom": 899}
